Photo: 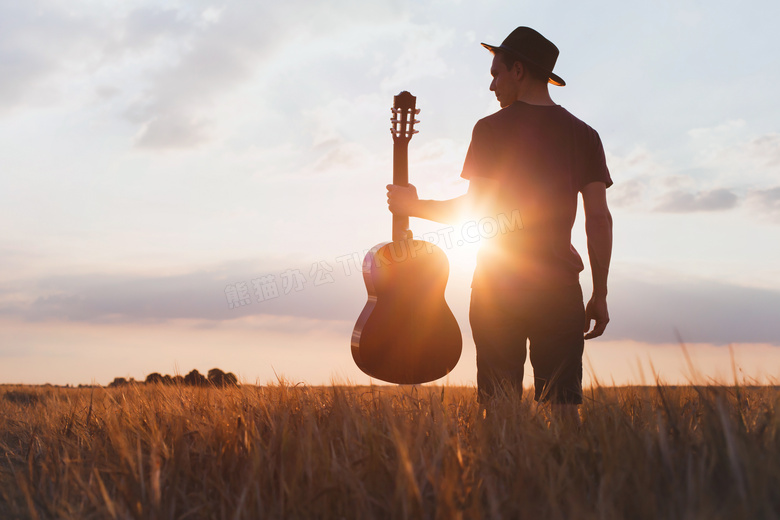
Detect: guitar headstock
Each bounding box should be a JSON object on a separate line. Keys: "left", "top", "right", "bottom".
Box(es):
{"left": 391, "top": 91, "right": 420, "bottom": 143}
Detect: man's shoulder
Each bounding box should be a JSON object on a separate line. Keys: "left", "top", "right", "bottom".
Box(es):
{"left": 553, "top": 106, "right": 605, "bottom": 141}
{"left": 475, "top": 103, "right": 522, "bottom": 126}
{"left": 471, "top": 103, "right": 604, "bottom": 151}
{"left": 470, "top": 106, "right": 520, "bottom": 138}
{"left": 476, "top": 103, "right": 596, "bottom": 134}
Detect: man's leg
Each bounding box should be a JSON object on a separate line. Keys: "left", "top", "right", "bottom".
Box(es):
{"left": 529, "top": 284, "right": 586, "bottom": 408}
{"left": 469, "top": 289, "right": 528, "bottom": 404}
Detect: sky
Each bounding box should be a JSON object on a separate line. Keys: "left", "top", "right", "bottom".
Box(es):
{"left": 2, "top": 0, "right": 780, "bottom": 387}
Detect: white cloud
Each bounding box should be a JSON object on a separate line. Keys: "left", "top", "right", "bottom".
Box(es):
{"left": 605, "top": 146, "right": 668, "bottom": 209}
{"left": 607, "top": 275, "right": 780, "bottom": 346}
{"left": 746, "top": 186, "right": 780, "bottom": 222}
{"left": 609, "top": 178, "right": 644, "bottom": 208}
{"left": 134, "top": 112, "right": 212, "bottom": 149}
{"left": 380, "top": 23, "right": 455, "bottom": 91}
{"left": 4, "top": 260, "right": 780, "bottom": 348}
{"left": 0, "top": 1, "right": 409, "bottom": 148}
{"left": 686, "top": 122, "right": 780, "bottom": 188}
{"left": 0, "top": 257, "right": 365, "bottom": 324}
{"left": 687, "top": 119, "right": 747, "bottom": 141}
{"left": 0, "top": 2, "right": 106, "bottom": 112}
{"left": 309, "top": 142, "right": 373, "bottom": 174}
{"left": 304, "top": 94, "right": 387, "bottom": 148}
{"left": 606, "top": 123, "right": 780, "bottom": 217}
{"left": 654, "top": 188, "right": 738, "bottom": 213}
{"left": 742, "top": 133, "right": 780, "bottom": 169}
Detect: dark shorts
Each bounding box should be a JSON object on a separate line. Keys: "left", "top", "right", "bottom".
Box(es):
{"left": 469, "top": 283, "right": 586, "bottom": 405}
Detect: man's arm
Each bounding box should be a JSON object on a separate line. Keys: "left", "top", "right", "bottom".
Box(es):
{"left": 581, "top": 181, "right": 613, "bottom": 340}
{"left": 386, "top": 177, "right": 499, "bottom": 224}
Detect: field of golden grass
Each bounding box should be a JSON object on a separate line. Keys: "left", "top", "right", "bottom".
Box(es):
{"left": 1, "top": 382, "right": 779, "bottom": 519}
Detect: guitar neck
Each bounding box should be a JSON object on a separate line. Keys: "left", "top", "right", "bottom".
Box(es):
{"left": 392, "top": 140, "right": 411, "bottom": 242}
{"left": 390, "top": 91, "right": 418, "bottom": 243}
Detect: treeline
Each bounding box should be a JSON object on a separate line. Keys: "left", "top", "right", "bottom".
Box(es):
{"left": 107, "top": 368, "right": 238, "bottom": 388}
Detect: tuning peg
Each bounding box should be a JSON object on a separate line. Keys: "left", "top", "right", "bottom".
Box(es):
{"left": 415, "top": 108, "right": 421, "bottom": 114}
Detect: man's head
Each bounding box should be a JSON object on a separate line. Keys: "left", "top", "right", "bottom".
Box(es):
{"left": 481, "top": 27, "right": 565, "bottom": 87}
{"left": 495, "top": 51, "right": 550, "bottom": 84}
{"left": 489, "top": 50, "right": 554, "bottom": 107}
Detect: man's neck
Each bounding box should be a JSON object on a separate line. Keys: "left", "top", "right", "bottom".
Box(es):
{"left": 516, "top": 83, "right": 556, "bottom": 106}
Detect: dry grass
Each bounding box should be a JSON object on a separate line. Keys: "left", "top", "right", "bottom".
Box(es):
{"left": 1, "top": 382, "right": 779, "bottom": 519}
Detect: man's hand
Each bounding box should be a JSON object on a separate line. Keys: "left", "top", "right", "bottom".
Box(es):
{"left": 584, "top": 294, "right": 609, "bottom": 340}
{"left": 386, "top": 184, "right": 419, "bottom": 216}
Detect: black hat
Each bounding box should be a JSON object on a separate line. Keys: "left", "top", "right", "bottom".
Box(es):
{"left": 481, "top": 27, "right": 565, "bottom": 86}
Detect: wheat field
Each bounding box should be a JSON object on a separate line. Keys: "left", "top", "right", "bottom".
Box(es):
{"left": 1, "top": 381, "right": 779, "bottom": 519}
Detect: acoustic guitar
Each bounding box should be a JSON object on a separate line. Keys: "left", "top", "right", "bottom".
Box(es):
{"left": 351, "top": 91, "right": 462, "bottom": 384}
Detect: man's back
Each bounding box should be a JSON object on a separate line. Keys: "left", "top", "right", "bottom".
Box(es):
{"left": 461, "top": 101, "right": 612, "bottom": 291}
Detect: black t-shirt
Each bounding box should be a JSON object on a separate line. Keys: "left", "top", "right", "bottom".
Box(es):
{"left": 461, "top": 101, "right": 612, "bottom": 291}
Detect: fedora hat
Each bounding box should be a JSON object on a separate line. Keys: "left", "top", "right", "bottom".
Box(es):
{"left": 481, "top": 27, "right": 565, "bottom": 86}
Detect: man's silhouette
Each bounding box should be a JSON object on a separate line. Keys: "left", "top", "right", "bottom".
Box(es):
{"left": 387, "top": 27, "right": 613, "bottom": 422}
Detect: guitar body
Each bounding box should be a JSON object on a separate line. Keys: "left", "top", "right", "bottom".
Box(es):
{"left": 351, "top": 90, "right": 462, "bottom": 384}
{"left": 351, "top": 239, "right": 462, "bottom": 384}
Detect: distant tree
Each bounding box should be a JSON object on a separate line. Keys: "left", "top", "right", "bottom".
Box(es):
{"left": 184, "top": 369, "right": 207, "bottom": 387}
{"left": 208, "top": 368, "right": 239, "bottom": 387}
{"left": 145, "top": 372, "right": 164, "bottom": 384}
{"left": 161, "top": 374, "right": 174, "bottom": 385}
{"left": 207, "top": 368, "right": 226, "bottom": 386}
{"left": 172, "top": 375, "right": 185, "bottom": 385}
{"left": 207, "top": 368, "right": 224, "bottom": 382}
{"left": 108, "top": 377, "right": 127, "bottom": 387}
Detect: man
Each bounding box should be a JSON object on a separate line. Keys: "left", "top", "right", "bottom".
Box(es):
{"left": 387, "top": 27, "right": 613, "bottom": 421}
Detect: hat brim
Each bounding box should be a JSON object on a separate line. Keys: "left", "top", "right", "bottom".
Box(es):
{"left": 481, "top": 42, "right": 565, "bottom": 87}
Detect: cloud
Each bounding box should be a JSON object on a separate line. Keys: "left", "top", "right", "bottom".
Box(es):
{"left": 125, "top": 2, "right": 409, "bottom": 149}
{"left": 606, "top": 146, "right": 668, "bottom": 178}
{"left": 654, "top": 188, "right": 738, "bottom": 213}
{"left": 687, "top": 119, "right": 746, "bottom": 142}
{"left": 0, "top": 1, "right": 407, "bottom": 147}
{"left": 0, "top": 3, "right": 201, "bottom": 114}
{"left": 746, "top": 186, "right": 780, "bottom": 222}
{"left": 743, "top": 133, "right": 780, "bottom": 169}
{"left": 687, "top": 123, "right": 780, "bottom": 187}
{"left": 605, "top": 127, "right": 779, "bottom": 216}
{"left": 0, "top": 3, "right": 104, "bottom": 112}
{"left": 609, "top": 178, "right": 645, "bottom": 208}
{"left": 134, "top": 112, "right": 212, "bottom": 149}
{"left": 604, "top": 146, "right": 672, "bottom": 210}
{"left": 607, "top": 276, "right": 780, "bottom": 346}
{"left": 305, "top": 94, "right": 389, "bottom": 147}
{"left": 379, "top": 23, "right": 455, "bottom": 91}
{"left": 0, "top": 257, "right": 367, "bottom": 325}
{"left": 310, "top": 143, "right": 372, "bottom": 173}
{"left": 3, "top": 261, "right": 780, "bottom": 348}
{"left": 116, "top": 6, "right": 193, "bottom": 50}
{"left": 123, "top": 7, "right": 265, "bottom": 149}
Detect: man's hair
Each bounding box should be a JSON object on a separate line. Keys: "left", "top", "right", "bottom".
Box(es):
{"left": 496, "top": 50, "right": 549, "bottom": 84}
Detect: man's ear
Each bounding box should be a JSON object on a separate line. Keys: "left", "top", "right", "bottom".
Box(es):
{"left": 512, "top": 60, "right": 525, "bottom": 80}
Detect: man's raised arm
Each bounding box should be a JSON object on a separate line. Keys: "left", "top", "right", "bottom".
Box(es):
{"left": 386, "top": 176, "right": 499, "bottom": 225}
